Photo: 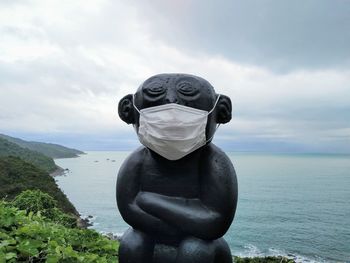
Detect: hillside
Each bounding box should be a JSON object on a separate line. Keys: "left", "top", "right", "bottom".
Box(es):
{"left": 0, "top": 137, "right": 57, "bottom": 173}
{"left": 0, "top": 134, "right": 84, "bottom": 159}
{"left": 0, "top": 198, "right": 118, "bottom": 262}
{"left": 0, "top": 156, "right": 78, "bottom": 215}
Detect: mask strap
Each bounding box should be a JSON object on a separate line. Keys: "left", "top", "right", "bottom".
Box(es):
{"left": 206, "top": 124, "right": 220, "bottom": 143}
{"left": 132, "top": 94, "right": 141, "bottom": 114}
{"left": 206, "top": 95, "right": 221, "bottom": 142}
{"left": 208, "top": 94, "right": 221, "bottom": 115}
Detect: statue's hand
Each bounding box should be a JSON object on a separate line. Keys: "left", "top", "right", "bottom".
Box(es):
{"left": 136, "top": 191, "right": 200, "bottom": 222}
{"left": 136, "top": 191, "right": 177, "bottom": 219}
{"left": 135, "top": 191, "right": 158, "bottom": 213}
{"left": 135, "top": 192, "right": 183, "bottom": 236}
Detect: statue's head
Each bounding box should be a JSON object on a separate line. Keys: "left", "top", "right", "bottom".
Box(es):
{"left": 118, "top": 73, "right": 232, "bottom": 159}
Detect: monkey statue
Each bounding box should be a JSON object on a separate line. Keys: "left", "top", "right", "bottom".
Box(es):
{"left": 117, "top": 73, "right": 238, "bottom": 263}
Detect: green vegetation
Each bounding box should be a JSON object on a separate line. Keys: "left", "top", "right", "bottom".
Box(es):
{"left": 0, "top": 134, "right": 84, "bottom": 159}
{"left": 234, "top": 256, "right": 295, "bottom": 263}
{"left": 0, "top": 138, "right": 57, "bottom": 173}
{"left": 0, "top": 136, "right": 121, "bottom": 262}
{"left": 0, "top": 156, "right": 77, "bottom": 215}
{"left": 13, "top": 190, "right": 77, "bottom": 228}
{"left": 0, "top": 195, "right": 119, "bottom": 262}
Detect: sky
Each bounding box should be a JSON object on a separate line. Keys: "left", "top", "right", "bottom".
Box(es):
{"left": 0, "top": 0, "right": 349, "bottom": 153}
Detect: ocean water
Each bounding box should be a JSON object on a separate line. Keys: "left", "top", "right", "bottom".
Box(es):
{"left": 55, "top": 151, "right": 350, "bottom": 262}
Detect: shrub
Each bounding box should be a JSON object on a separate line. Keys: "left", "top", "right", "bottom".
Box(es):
{"left": 13, "top": 189, "right": 57, "bottom": 213}
{"left": 12, "top": 190, "right": 77, "bottom": 228}
{"left": 0, "top": 201, "right": 119, "bottom": 262}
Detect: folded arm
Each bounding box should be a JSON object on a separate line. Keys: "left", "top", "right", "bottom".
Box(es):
{"left": 136, "top": 147, "right": 237, "bottom": 240}
{"left": 136, "top": 192, "right": 222, "bottom": 239}
{"left": 116, "top": 149, "right": 180, "bottom": 236}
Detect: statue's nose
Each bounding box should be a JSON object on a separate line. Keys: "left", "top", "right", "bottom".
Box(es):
{"left": 165, "top": 94, "right": 178, "bottom": 104}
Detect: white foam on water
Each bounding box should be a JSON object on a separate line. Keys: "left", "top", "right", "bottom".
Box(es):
{"left": 234, "top": 244, "right": 264, "bottom": 258}
{"left": 232, "top": 244, "right": 334, "bottom": 263}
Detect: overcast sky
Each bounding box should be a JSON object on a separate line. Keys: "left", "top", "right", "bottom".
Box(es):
{"left": 1, "top": 0, "right": 349, "bottom": 153}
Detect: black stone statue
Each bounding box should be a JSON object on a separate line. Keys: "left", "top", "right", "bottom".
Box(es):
{"left": 117, "top": 73, "right": 238, "bottom": 263}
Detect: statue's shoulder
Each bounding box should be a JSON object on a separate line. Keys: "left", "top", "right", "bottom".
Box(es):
{"left": 128, "top": 146, "right": 148, "bottom": 160}
{"left": 118, "top": 147, "right": 148, "bottom": 174}
{"left": 201, "top": 144, "right": 236, "bottom": 176}
{"left": 203, "top": 143, "right": 232, "bottom": 163}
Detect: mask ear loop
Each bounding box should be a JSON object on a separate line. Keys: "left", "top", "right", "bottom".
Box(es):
{"left": 132, "top": 94, "right": 141, "bottom": 132}
{"left": 208, "top": 94, "right": 221, "bottom": 115}
{"left": 132, "top": 94, "right": 141, "bottom": 114}
{"left": 206, "top": 124, "right": 220, "bottom": 143}
{"left": 206, "top": 94, "right": 221, "bottom": 143}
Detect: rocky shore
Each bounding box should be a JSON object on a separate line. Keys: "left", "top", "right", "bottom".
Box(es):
{"left": 50, "top": 165, "right": 69, "bottom": 177}
{"left": 50, "top": 164, "right": 94, "bottom": 228}
{"left": 233, "top": 256, "right": 295, "bottom": 263}
{"left": 77, "top": 215, "right": 94, "bottom": 228}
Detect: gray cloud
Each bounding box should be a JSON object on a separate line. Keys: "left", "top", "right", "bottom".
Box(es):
{"left": 0, "top": 0, "right": 349, "bottom": 153}
{"left": 135, "top": 0, "right": 350, "bottom": 72}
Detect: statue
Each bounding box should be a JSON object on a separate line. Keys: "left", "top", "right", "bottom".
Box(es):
{"left": 117, "top": 73, "right": 238, "bottom": 263}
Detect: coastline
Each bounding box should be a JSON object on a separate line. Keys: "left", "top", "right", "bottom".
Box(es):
{"left": 51, "top": 165, "right": 93, "bottom": 228}
{"left": 50, "top": 153, "right": 84, "bottom": 177}
{"left": 51, "top": 156, "right": 94, "bottom": 228}
{"left": 50, "top": 165, "right": 67, "bottom": 177}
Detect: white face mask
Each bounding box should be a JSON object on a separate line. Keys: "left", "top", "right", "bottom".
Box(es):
{"left": 133, "top": 95, "right": 220, "bottom": 160}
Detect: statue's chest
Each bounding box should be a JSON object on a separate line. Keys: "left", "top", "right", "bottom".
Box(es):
{"left": 140, "top": 163, "right": 200, "bottom": 198}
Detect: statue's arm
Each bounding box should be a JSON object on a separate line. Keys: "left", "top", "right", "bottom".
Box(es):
{"left": 136, "top": 192, "right": 225, "bottom": 239}
{"left": 117, "top": 149, "right": 180, "bottom": 236}
{"left": 136, "top": 146, "right": 238, "bottom": 240}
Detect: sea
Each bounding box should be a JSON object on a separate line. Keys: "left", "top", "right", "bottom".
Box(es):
{"left": 55, "top": 151, "right": 350, "bottom": 263}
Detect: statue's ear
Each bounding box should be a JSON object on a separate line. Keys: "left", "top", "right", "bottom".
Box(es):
{"left": 118, "top": 94, "right": 135, "bottom": 124}
{"left": 216, "top": 94, "right": 232, "bottom": 124}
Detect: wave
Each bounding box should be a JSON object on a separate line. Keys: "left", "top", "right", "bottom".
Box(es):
{"left": 232, "top": 244, "right": 335, "bottom": 263}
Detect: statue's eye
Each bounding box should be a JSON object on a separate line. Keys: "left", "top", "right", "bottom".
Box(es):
{"left": 143, "top": 82, "right": 166, "bottom": 96}
{"left": 177, "top": 82, "right": 198, "bottom": 96}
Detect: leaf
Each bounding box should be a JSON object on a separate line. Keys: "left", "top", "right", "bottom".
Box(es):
{"left": 0, "top": 239, "right": 16, "bottom": 248}
{"left": 0, "top": 214, "right": 14, "bottom": 227}
{"left": 0, "top": 251, "right": 5, "bottom": 263}
{"left": 5, "top": 252, "right": 17, "bottom": 260}
{"left": 17, "top": 240, "right": 39, "bottom": 257}
{"left": 46, "top": 254, "right": 60, "bottom": 263}
{"left": 0, "top": 232, "right": 10, "bottom": 239}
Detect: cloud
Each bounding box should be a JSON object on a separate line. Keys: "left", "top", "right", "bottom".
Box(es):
{"left": 134, "top": 0, "right": 350, "bottom": 72}
{"left": 0, "top": 0, "right": 349, "bottom": 153}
